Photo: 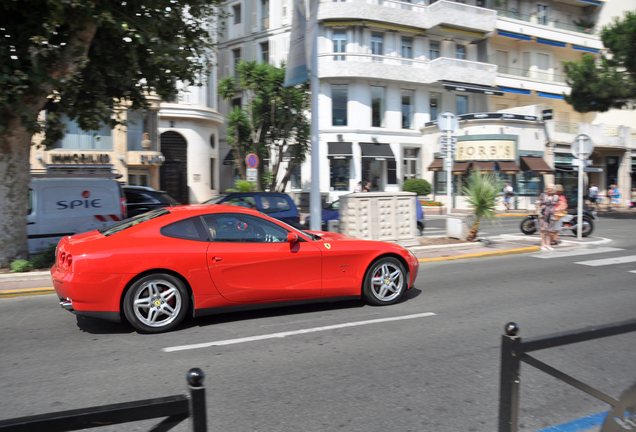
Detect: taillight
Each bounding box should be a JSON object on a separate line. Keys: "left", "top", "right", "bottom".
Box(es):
{"left": 60, "top": 252, "right": 66, "bottom": 266}
{"left": 121, "top": 197, "right": 127, "bottom": 219}
{"left": 66, "top": 254, "right": 73, "bottom": 267}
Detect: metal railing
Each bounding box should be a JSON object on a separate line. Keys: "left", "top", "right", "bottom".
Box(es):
{"left": 320, "top": 0, "right": 495, "bottom": 16}
{"left": 0, "top": 368, "right": 207, "bottom": 432}
{"left": 496, "top": 65, "right": 568, "bottom": 83}
{"left": 320, "top": 52, "right": 496, "bottom": 73}
{"left": 493, "top": 8, "right": 597, "bottom": 35}
{"left": 498, "top": 319, "right": 636, "bottom": 432}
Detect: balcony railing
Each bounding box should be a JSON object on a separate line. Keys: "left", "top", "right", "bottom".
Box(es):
{"left": 320, "top": 0, "right": 495, "bottom": 17}
{"left": 322, "top": 52, "right": 496, "bottom": 72}
{"left": 554, "top": 122, "right": 578, "bottom": 134}
{"left": 497, "top": 65, "right": 568, "bottom": 84}
{"left": 493, "top": 8, "right": 597, "bottom": 35}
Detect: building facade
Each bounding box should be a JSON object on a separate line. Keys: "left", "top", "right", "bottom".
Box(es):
{"left": 215, "top": 0, "right": 636, "bottom": 209}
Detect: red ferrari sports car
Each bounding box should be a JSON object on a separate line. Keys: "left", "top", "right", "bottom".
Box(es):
{"left": 52, "top": 205, "right": 419, "bottom": 333}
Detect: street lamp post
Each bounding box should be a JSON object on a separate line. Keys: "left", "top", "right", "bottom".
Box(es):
{"left": 438, "top": 112, "right": 458, "bottom": 215}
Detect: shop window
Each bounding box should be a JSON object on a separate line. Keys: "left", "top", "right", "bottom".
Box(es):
{"left": 456, "top": 95, "right": 468, "bottom": 116}
{"left": 332, "top": 84, "right": 348, "bottom": 126}
{"left": 388, "top": 160, "right": 397, "bottom": 184}
{"left": 330, "top": 159, "right": 350, "bottom": 191}
{"left": 517, "top": 171, "right": 543, "bottom": 196}
{"left": 53, "top": 114, "right": 113, "bottom": 150}
{"left": 434, "top": 171, "right": 448, "bottom": 194}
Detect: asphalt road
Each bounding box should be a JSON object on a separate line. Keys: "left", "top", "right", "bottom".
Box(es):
{"left": 0, "top": 214, "right": 635, "bottom": 432}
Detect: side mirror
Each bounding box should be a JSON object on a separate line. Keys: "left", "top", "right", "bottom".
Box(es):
{"left": 287, "top": 232, "right": 299, "bottom": 243}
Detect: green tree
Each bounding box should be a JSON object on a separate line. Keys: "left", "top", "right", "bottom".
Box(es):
{"left": 461, "top": 169, "right": 502, "bottom": 242}
{"left": 0, "top": 0, "right": 224, "bottom": 265}
{"left": 563, "top": 11, "right": 636, "bottom": 112}
{"left": 218, "top": 60, "right": 310, "bottom": 192}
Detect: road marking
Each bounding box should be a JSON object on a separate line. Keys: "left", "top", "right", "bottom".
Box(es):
{"left": 531, "top": 247, "right": 624, "bottom": 259}
{"left": 575, "top": 255, "right": 636, "bottom": 267}
{"left": 163, "top": 312, "right": 437, "bottom": 352}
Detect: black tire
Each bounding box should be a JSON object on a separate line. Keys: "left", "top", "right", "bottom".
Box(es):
{"left": 581, "top": 216, "right": 594, "bottom": 237}
{"left": 123, "top": 273, "right": 189, "bottom": 334}
{"left": 520, "top": 217, "right": 537, "bottom": 235}
{"left": 362, "top": 257, "right": 407, "bottom": 306}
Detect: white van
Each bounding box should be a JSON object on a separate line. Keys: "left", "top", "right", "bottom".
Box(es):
{"left": 27, "top": 177, "right": 126, "bottom": 253}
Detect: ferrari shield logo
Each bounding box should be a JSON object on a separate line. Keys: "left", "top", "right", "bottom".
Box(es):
{"left": 325, "top": 243, "right": 331, "bottom": 249}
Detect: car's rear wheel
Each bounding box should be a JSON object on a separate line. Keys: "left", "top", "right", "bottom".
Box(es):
{"left": 123, "top": 273, "right": 189, "bottom": 333}
{"left": 362, "top": 257, "right": 407, "bottom": 306}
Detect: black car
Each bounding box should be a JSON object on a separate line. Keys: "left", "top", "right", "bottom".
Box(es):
{"left": 123, "top": 186, "right": 180, "bottom": 218}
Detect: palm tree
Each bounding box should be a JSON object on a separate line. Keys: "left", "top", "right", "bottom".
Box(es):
{"left": 461, "top": 169, "right": 503, "bottom": 242}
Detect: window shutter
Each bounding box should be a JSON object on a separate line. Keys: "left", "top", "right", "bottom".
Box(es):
{"left": 223, "top": 50, "right": 230, "bottom": 77}
{"left": 252, "top": 0, "right": 258, "bottom": 32}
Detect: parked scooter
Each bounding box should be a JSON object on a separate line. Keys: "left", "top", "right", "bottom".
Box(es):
{"left": 520, "top": 208, "right": 597, "bottom": 237}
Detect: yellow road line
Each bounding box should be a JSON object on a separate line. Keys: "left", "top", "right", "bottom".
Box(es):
{"left": 419, "top": 246, "right": 540, "bottom": 262}
{"left": 0, "top": 287, "right": 56, "bottom": 298}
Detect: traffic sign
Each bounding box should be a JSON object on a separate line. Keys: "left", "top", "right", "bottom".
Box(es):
{"left": 246, "top": 168, "right": 258, "bottom": 182}
{"left": 245, "top": 153, "right": 259, "bottom": 169}
{"left": 437, "top": 112, "right": 458, "bottom": 133}
{"left": 571, "top": 134, "right": 593, "bottom": 159}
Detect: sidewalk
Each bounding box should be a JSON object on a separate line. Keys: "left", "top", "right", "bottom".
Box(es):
{"left": 0, "top": 230, "right": 611, "bottom": 299}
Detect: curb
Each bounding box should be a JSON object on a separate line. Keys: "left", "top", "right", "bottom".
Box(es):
{"left": 0, "top": 271, "right": 51, "bottom": 282}
{"left": 410, "top": 242, "right": 483, "bottom": 253}
{"left": 418, "top": 246, "right": 541, "bottom": 263}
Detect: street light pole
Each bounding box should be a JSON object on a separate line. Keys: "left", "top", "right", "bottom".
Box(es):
{"left": 446, "top": 129, "right": 452, "bottom": 215}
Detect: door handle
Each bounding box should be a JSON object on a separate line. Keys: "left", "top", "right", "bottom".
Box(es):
{"left": 211, "top": 256, "right": 223, "bottom": 262}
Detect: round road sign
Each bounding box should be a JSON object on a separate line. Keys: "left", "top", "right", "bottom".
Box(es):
{"left": 571, "top": 134, "right": 593, "bottom": 159}
{"left": 245, "top": 153, "right": 259, "bottom": 169}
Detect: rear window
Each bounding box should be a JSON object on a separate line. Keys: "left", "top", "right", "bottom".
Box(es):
{"left": 99, "top": 208, "right": 170, "bottom": 236}
{"left": 260, "top": 196, "right": 291, "bottom": 213}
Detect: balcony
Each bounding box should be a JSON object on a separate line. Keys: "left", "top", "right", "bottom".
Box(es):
{"left": 497, "top": 65, "right": 568, "bottom": 84}
{"left": 494, "top": 8, "right": 597, "bottom": 35}
{"left": 319, "top": 53, "right": 497, "bottom": 86}
{"left": 319, "top": 0, "right": 496, "bottom": 36}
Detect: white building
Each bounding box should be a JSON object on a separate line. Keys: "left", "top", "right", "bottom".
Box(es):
{"left": 213, "top": 0, "right": 636, "bottom": 210}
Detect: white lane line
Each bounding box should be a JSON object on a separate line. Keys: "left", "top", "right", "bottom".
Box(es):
{"left": 163, "top": 312, "right": 437, "bottom": 352}
{"left": 629, "top": 270, "right": 636, "bottom": 274}
{"left": 575, "top": 255, "right": 636, "bottom": 267}
{"left": 531, "top": 247, "right": 624, "bottom": 259}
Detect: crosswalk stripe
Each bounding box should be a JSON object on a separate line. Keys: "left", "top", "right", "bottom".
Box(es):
{"left": 575, "top": 255, "right": 636, "bottom": 267}
{"left": 532, "top": 247, "right": 624, "bottom": 259}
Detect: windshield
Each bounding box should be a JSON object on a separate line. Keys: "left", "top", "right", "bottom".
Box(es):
{"left": 99, "top": 208, "right": 170, "bottom": 236}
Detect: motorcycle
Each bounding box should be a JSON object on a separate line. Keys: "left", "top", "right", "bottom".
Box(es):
{"left": 520, "top": 209, "right": 597, "bottom": 237}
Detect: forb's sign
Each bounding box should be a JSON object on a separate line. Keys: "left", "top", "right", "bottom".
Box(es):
{"left": 455, "top": 140, "right": 516, "bottom": 161}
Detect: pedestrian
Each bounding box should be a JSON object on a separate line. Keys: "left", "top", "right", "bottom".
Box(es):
{"left": 588, "top": 183, "right": 599, "bottom": 210}
{"left": 631, "top": 188, "right": 636, "bottom": 208}
{"left": 610, "top": 184, "right": 620, "bottom": 208}
{"left": 363, "top": 181, "right": 371, "bottom": 192}
{"left": 354, "top": 181, "right": 362, "bottom": 193}
{"left": 503, "top": 182, "right": 514, "bottom": 212}
{"left": 537, "top": 184, "right": 559, "bottom": 251}
{"left": 551, "top": 184, "right": 568, "bottom": 246}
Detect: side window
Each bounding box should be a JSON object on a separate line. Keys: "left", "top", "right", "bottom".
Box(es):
{"left": 261, "top": 196, "right": 291, "bottom": 213}
{"left": 160, "top": 217, "right": 208, "bottom": 241}
{"left": 223, "top": 196, "right": 257, "bottom": 209}
{"left": 203, "top": 213, "right": 289, "bottom": 243}
{"left": 126, "top": 192, "right": 158, "bottom": 204}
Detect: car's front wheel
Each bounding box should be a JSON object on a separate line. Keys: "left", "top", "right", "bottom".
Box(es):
{"left": 362, "top": 257, "right": 407, "bottom": 306}
{"left": 123, "top": 273, "right": 189, "bottom": 333}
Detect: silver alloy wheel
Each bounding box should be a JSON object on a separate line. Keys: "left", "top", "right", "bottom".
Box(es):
{"left": 132, "top": 279, "right": 182, "bottom": 328}
{"left": 370, "top": 262, "right": 404, "bottom": 302}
